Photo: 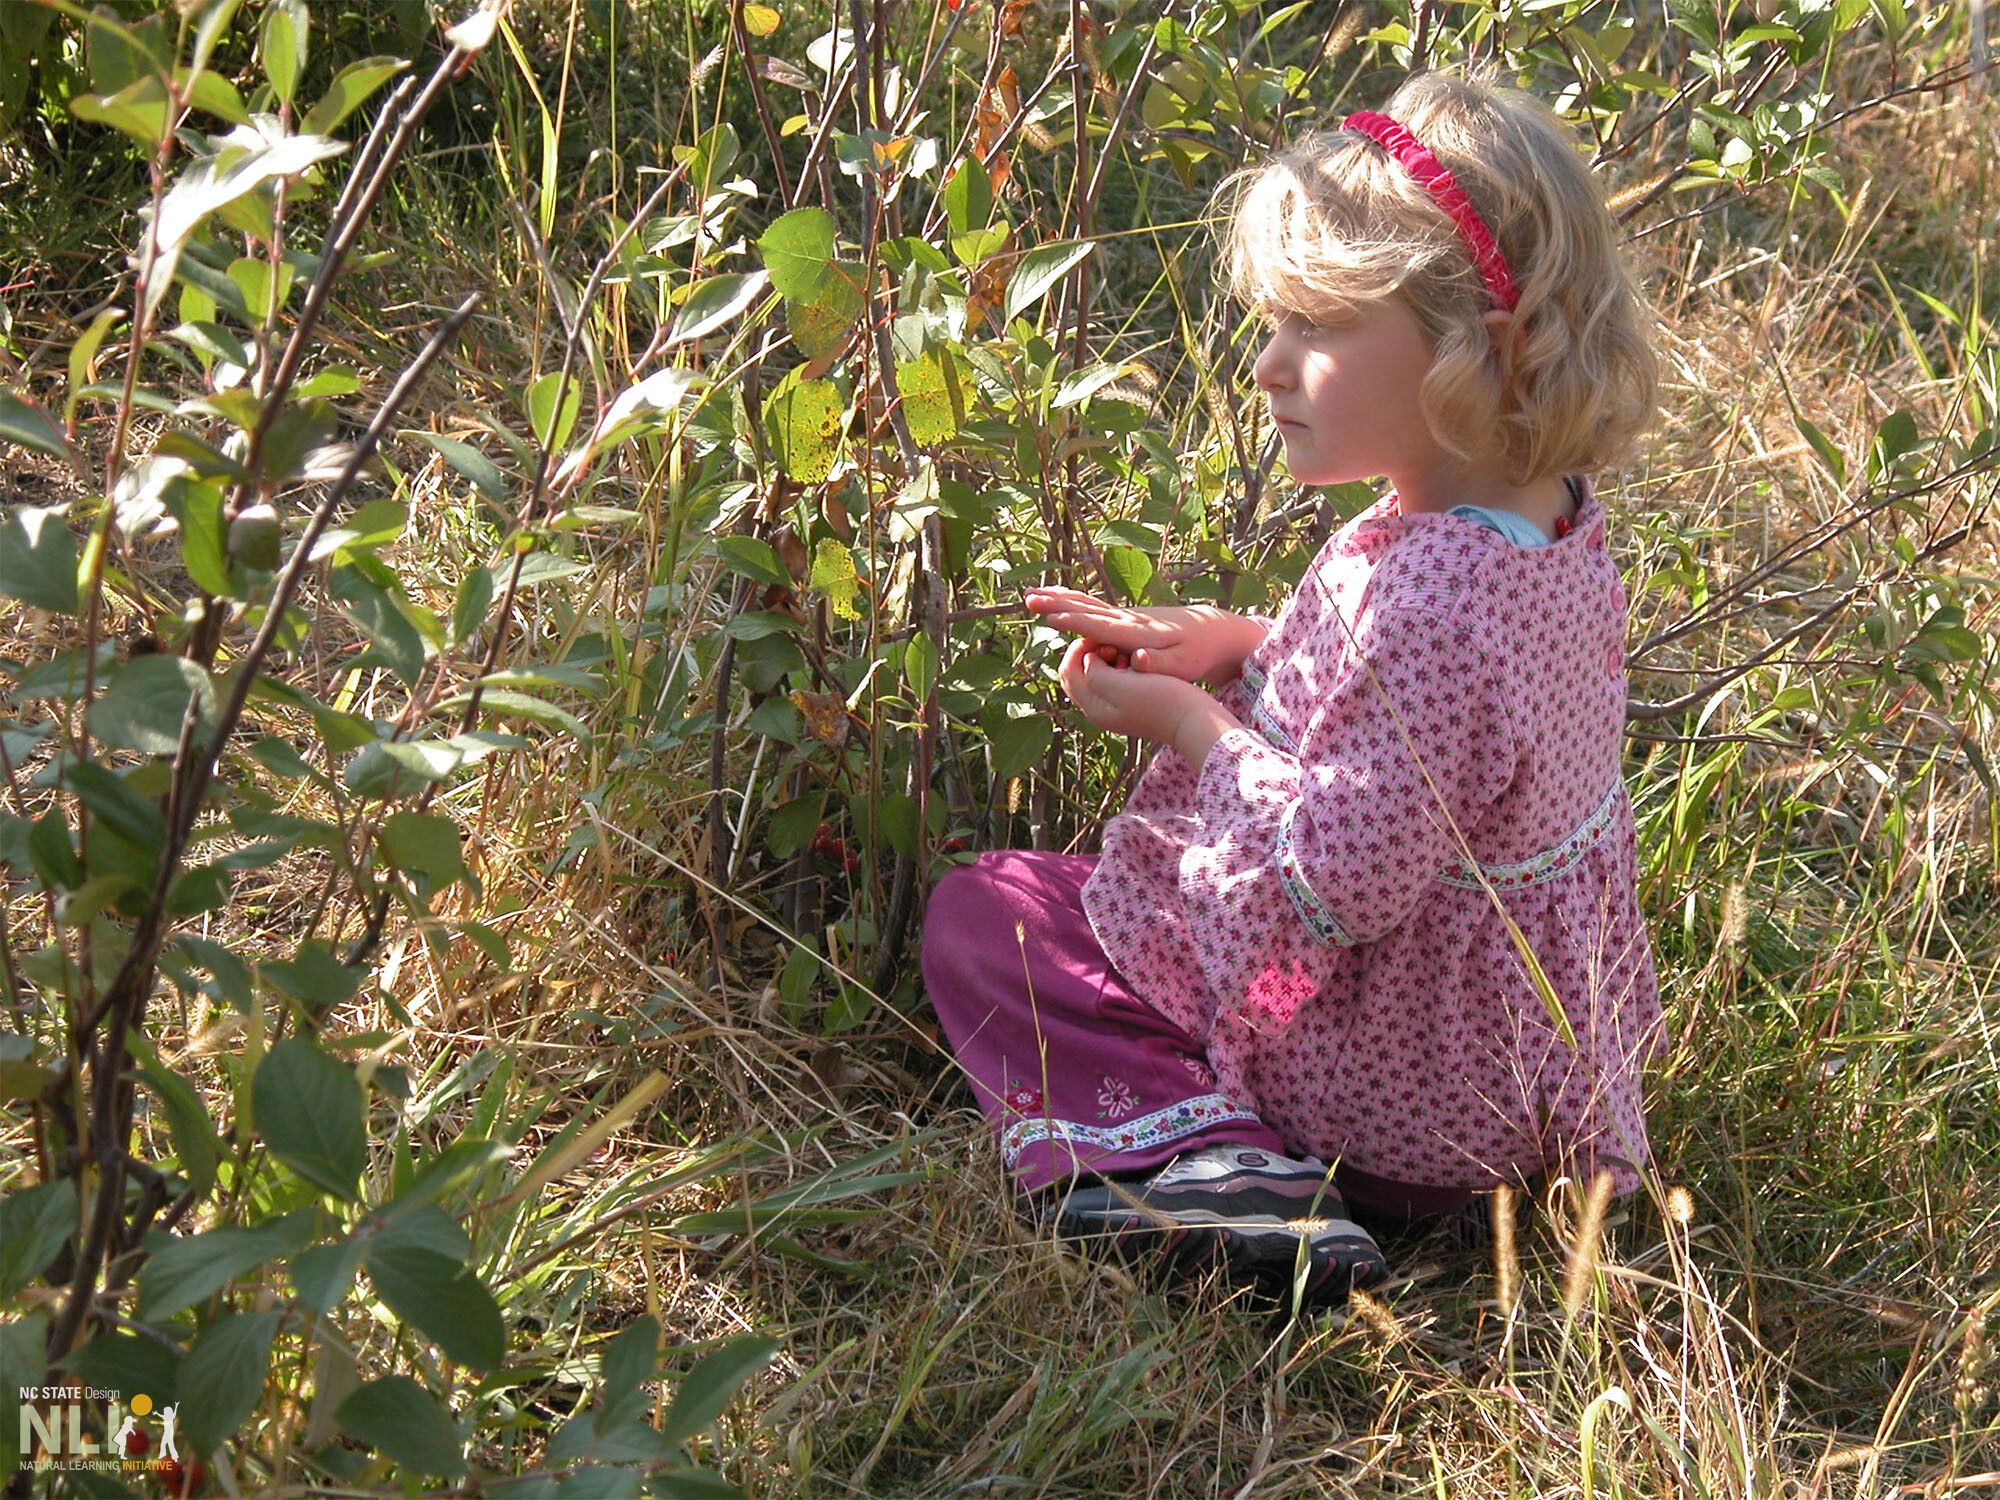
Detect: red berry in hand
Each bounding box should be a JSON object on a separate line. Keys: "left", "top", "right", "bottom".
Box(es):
{"left": 124, "top": 1428, "right": 148, "bottom": 1457}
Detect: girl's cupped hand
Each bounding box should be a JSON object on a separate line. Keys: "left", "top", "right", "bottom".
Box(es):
{"left": 1056, "top": 635, "right": 1213, "bottom": 744}
{"left": 1023, "top": 587, "right": 1237, "bottom": 683}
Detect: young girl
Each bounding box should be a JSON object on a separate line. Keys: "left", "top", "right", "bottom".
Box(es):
{"left": 920, "top": 67, "right": 1662, "bottom": 1301}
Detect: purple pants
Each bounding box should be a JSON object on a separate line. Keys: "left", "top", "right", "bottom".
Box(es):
{"left": 921, "top": 849, "right": 1475, "bottom": 1219}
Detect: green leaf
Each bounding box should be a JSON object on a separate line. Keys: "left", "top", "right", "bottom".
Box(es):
{"left": 290, "top": 1237, "right": 365, "bottom": 1314}
{"left": 986, "top": 712, "right": 1052, "bottom": 780}
{"left": 301, "top": 55, "right": 409, "bottom": 136}
{"left": 942, "top": 156, "right": 994, "bottom": 238}
{"left": 712, "top": 536, "right": 791, "bottom": 588}
{"left": 667, "top": 271, "right": 770, "bottom": 347}
{"left": 261, "top": 0, "right": 307, "bottom": 106}
{"left": 1004, "top": 239, "right": 1096, "bottom": 324}
{"left": 70, "top": 73, "right": 171, "bottom": 145}
{"left": 0, "top": 391, "right": 73, "bottom": 461}
{"left": 178, "top": 1310, "right": 278, "bottom": 1458}
{"left": 903, "top": 631, "right": 937, "bottom": 703}
{"left": 379, "top": 812, "right": 469, "bottom": 889}
{"left": 756, "top": 206, "right": 837, "bottom": 300}
{"left": 87, "top": 655, "right": 217, "bottom": 756}
{"left": 178, "top": 65, "right": 249, "bottom": 124}
{"left": 331, "top": 571, "right": 427, "bottom": 685}
{"left": 406, "top": 431, "right": 510, "bottom": 504}
{"left": 527, "top": 371, "right": 583, "bottom": 451}
{"left": 168, "top": 477, "right": 234, "bottom": 596}
{"left": 896, "top": 348, "right": 963, "bottom": 445}
{"left": 766, "top": 374, "right": 843, "bottom": 484}
{"left": 0, "top": 506, "right": 80, "bottom": 614}
{"left": 63, "top": 761, "right": 166, "bottom": 849}
{"left": 363, "top": 1246, "right": 505, "bottom": 1371}
{"left": 440, "top": 687, "right": 591, "bottom": 745}
{"left": 309, "top": 498, "right": 407, "bottom": 563}
{"left": 599, "top": 1316, "right": 659, "bottom": 1401}
{"left": 784, "top": 263, "right": 864, "bottom": 359}
{"left": 0, "top": 1316, "right": 46, "bottom": 1471}
{"left": 451, "top": 566, "right": 494, "bottom": 648}
{"left": 137, "top": 1224, "right": 294, "bottom": 1320}
{"left": 1101, "top": 544, "right": 1155, "bottom": 606}
{"left": 56, "top": 1332, "right": 181, "bottom": 1411}
{"left": 337, "top": 1376, "right": 467, "bottom": 1478}
{"left": 0, "top": 1182, "right": 81, "bottom": 1299}
{"left": 134, "top": 1046, "right": 220, "bottom": 1196}
{"left": 261, "top": 938, "right": 364, "bottom": 1013}
{"left": 370, "top": 1203, "right": 472, "bottom": 1262}
{"left": 809, "top": 538, "right": 862, "bottom": 621}
{"left": 658, "top": 1334, "right": 782, "bottom": 1447}
{"left": 254, "top": 1037, "right": 367, "bottom": 1201}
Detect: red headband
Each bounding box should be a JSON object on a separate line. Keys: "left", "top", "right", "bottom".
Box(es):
{"left": 1341, "top": 109, "right": 1519, "bottom": 313}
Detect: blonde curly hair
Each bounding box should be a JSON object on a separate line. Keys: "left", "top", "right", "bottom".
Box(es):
{"left": 1215, "top": 66, "right": 1658, "bottom": 483}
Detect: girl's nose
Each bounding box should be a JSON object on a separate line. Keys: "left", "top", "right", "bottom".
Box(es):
{"left": 1253, "top": 330, "right": 1290, "bottom": 393}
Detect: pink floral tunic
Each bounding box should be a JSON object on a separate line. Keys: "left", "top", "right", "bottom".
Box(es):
{"left": 1078, "top": 478, "right": 1662, "bottom": 1193}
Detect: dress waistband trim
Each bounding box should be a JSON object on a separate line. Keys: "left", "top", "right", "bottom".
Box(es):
{"left": 1238, "top": 664, "right": 1624, "bottom": 900}
{"left": 1434, "top": 779, "right": 1622, "bottom": 890}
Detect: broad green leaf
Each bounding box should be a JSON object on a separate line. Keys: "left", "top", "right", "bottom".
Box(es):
{"left": 439, "top": 687, "right": 591, "bottom": 745}
{"left": 70, "top": 74, "right": 171, "bottom": 145}
{"left": 903, "top": 631, "right": 937, "bottom": 703}
{"left": 526, "top": 371, "right": 582, "bottom": 451}
{"left": 406, "top": 432, "right": 510, "bottom": 504}
{"left": 1101, "top": 544, "right": 1154, "bottom": 606}
{"left": 228, "top": 256, "right": 297, "bottom": 323}
{"left": 0, "top": 391, "right": 73, "bottom": 461}
{"left": 658, "top": 1334, "right": 782, "bottom": 1447}
{"left": 942, "top": 156, "right": 994, "bottom": 238}
{"left": 0, "top": 1315, "right": 47, "bottom": 1473}
{"left": 179, "top": 1311, "right": 277, "bottom": 1457}
{"left": 986, "top": 712, "right": 1052, "bottom": 780}
{"left": 63, "top": 762, "right": 166, "bottom": 849}
{"left": 1004, "top": 239, "right": 1096, "bottom": 324}
{"left": 809, "top": 538, "right": 862, "bottom": 621}
{"left": 301, "top": 55, "right": 410, "bottom": 136}
{"left": 0, "top": 1183, "right": 80, "bottom": 1299}
{"left": 667, "top": 271, "right": 770, "bottom": 347}
{"left": 133, "top": 1043, "right": 220, "bottom": 1196}
{"left": 309, "top": 498, "right": 407, "bottom": 563}
{"left": 451, "top": 567, "right": 494, "bottom": 648}
{"left": 363, "top": 1246, "right": 505, "bottom": 1371}
{"left": 56, "top": 1332, "right": 180, "bottom": 1411}
{"left": 137, "top": 1224, "right": 293, "bottom": 1320}
{"left": 784, "top": 262, "right": 864, "bottom": 359}
{"left": 599, "top": 1316, "right": 659, "bottom": 1401}
{"left": 896, "top": 348, "right": 963, "bottom": 444}
{"left": 712, "top": 536, "right": 791, "bottom": 588}
{"left": 379, "top": 812, "right": 468, "bottom": 888}
{"left": 0, "top": 506, "right": 79, "bottom": 614}
{"left": 756, "top": 206, "right": 837, "bottom": 300}
{"left": 157, "top": 131, "right": 346, "bottom": 256}
{"left": 261, "top": 0, "right": 307, "bottom": 106}
{"left": 370, "top": 1203, "right": 472, "bottom": 1262}
{"left": 767, "top": 375, "right": 842, "bottom": 483}
{"left": 290, "top": 1238, "right": 364, "bottom": 1314}
{"left": 337, "top": 1376, "right": 467, "bottom": 1478}
{"left": 178, "top": 65, "right": 249, "bottom": 124}
{"left": 253, "top": 1038, "right": 366, "bottom": 1201}
{"left": 87, "top": 655, "right": 217, "bottom": 756}
{"left": 261, "top": 939, "right": 364, "bottom": 1013}
{"left": 331, "top": 571, "right": 427, "bottom": 685}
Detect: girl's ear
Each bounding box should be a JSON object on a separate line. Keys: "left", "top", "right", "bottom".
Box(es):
{"left": 1482, "top": 309, "right": 1526, "bottom": 380}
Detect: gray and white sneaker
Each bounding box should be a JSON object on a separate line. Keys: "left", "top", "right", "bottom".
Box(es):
{"left": 1036, "top": 1145, "right": 1388, "bottom": 1298}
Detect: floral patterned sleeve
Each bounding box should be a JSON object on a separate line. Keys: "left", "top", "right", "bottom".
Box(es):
{"left": 1178, "top": 600, "right": 1518, "bottom": 954}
